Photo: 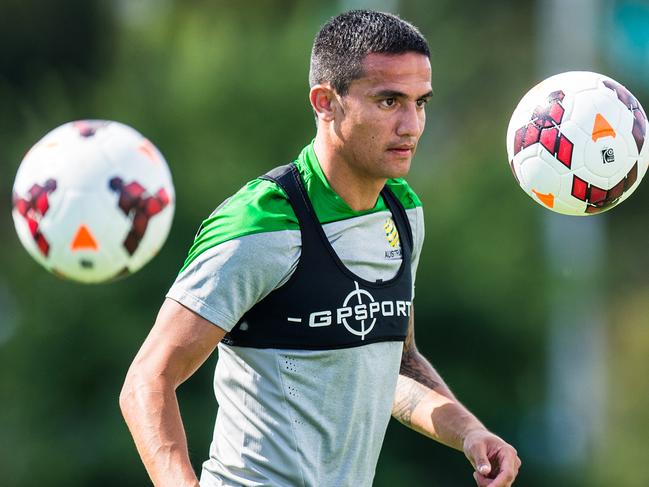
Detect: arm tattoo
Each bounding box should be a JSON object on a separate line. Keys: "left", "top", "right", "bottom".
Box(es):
{"left": 392, "top": 376, "right": 429, "bottom": 426}
{"left": 399, "top": 350, "right": 441, "bottom": 390}
{"left": 399, "top": 311, "right": 441, "bottom": 390}
{"left": 392, "top": 311, "right": 445, "bottom": 426}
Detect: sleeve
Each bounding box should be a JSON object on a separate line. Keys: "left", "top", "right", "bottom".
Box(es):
{"left": 166, "top": 177, "right": 301, "bottom": 331}
{"left": 166, "top": 231, "right": 300, "bottom": 331}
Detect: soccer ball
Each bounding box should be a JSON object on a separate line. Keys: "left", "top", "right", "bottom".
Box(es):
{"left": 12, "top": 120, "right": 175, "bottom": 283}
{"left": 506, "top": 71, "right": 648, "bottom": 215}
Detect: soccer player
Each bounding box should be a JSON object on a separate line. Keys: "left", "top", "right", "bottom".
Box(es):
{"left": 120, "top": 10, "right": 521, "bottom": 487}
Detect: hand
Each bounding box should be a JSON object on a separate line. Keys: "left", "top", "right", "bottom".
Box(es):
{"left": 463, "top": 428, "right": 521, "bottom": 487}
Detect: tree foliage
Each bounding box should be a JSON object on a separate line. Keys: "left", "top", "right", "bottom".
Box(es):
{"left": 1, "top": 1, "right": 648, "bottom": 486}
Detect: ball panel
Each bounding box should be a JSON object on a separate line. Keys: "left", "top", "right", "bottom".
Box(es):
{"left": 518, "top": 155, "right": 561, "bottom": 210}
{"left": 536, "top": 119, "right": 586, "bottom": 174}
{"left": 601, "top": 78, "right": 648, "bottom": 155}
{"left": 127, "top": 205, "right": 174, "bottom": 274}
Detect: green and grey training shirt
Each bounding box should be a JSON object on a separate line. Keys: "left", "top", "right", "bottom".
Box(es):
{"left": 167, "top": 142, "right": 425, "bottom": 486}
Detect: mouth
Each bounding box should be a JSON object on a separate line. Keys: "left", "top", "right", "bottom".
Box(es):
{"left": 387, "top": 145, "right": 415, "bottom": 156}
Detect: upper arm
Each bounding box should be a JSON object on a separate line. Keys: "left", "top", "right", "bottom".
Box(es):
{"left": 399, "top": 307, "right": 444, "bottom": 392}
{"left": 125, "top": 298, "right": 226, "bottom": 389}
{"left": 402, "top": 308, "right": 417, "bottom": 358}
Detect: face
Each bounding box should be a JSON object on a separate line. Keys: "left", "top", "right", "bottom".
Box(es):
{"left": 333, "top": 52, "right": 432, "bottom": 181}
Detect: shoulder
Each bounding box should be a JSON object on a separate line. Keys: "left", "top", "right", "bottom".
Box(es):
{"left": 180, "top": 176, "right": 298, "bottom": 272}
{"left": 386, "top": 178, "right": 422, "bottom": 210}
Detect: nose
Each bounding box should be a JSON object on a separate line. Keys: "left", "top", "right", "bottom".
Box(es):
{"left": 396, "top": 102, "right": 424, "bottom": 138}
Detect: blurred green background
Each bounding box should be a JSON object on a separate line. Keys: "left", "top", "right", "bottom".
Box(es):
{"left": 2, "top": 0, "right": 649, "bottom": 485}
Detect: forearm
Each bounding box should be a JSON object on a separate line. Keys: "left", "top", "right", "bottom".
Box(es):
{"left": 120, "top": 375, "right": 199, "bottom": 487}
{"left": 392, "top": 350, "right": 485, "bottom": 451}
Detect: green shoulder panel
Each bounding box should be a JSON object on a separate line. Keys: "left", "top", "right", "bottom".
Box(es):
{"left": 179, "top": 178, "right": 297, "bottom": 272}
{"left": 386, "top": 177, "right": 423, "bottom": 210}
{"left": 179, "top": 171, "right": 422, "bottom": 273}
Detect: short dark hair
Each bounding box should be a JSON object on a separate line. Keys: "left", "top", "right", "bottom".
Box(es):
{"left": 309, "top": 10, "right": 430, "bottom": 95}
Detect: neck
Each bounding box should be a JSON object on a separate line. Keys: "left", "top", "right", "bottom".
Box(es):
{"left": 313, "top": 133, "right": 385, "bottom": 212}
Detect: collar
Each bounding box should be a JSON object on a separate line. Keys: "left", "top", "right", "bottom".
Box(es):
{"left": 294, "top": 141, "right": 386, "bottom": 223}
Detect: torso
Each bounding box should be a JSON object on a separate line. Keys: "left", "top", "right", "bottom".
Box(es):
{"left": 167, "top": 144, "right": 425, "bottom": 486}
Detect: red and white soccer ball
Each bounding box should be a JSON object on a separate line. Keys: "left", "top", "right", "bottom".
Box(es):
{"left": 506, "top": 71, "right": 648, "bottom": 215}
{"left": 12, "top": 120, "right": 175, "bottom": 283}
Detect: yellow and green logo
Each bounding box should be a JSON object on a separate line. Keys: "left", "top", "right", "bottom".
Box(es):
{"left": 384, "top": 218, "right": 400, "bottom": 248}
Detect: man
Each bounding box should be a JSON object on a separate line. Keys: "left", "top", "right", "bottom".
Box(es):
{"left": 120, "top": 10, "right": 521, "bottom": 487}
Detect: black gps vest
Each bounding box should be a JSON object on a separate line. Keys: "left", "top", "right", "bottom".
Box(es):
{"left": 221, "top": 163, "right": 413, "bottom": 350}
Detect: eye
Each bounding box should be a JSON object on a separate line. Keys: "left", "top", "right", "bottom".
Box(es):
{"left": 416, "top": 98, "right": 429, "bottom": 108}
{"left": 380, "top": 97, "right": 396, "bottom": 108}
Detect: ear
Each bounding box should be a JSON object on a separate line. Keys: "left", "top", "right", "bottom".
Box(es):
{"left": 309, "top": 84, "right": 339, "bottom": 123}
